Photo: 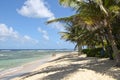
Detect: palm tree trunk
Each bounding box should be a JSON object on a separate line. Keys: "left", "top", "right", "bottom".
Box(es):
{"left": 103, "top": 28, "right": 114, "bottom": 60}
{"left": 78, "top": 44, "right": 82, "bottom": 56}
{"left": 107, "top": 25, "right": 120, "bottom": 66}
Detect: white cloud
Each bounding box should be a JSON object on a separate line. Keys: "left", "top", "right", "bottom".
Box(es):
{"left": 56, "top": 41, "right": 61, "bottom": 45}
{"left": 52, "top": 22, "right": 65, "bottom": 31}
{"left": 38, "top": 27, "right": 49, "bottom": 40}
{"left": 17, "top": 0, "right": 54, "bottom": 18}
{"left": 0, "top": 24, "right": 18, "bottom": 40}
{"left": 22, "top": 35, "right": 39, "bottom": 44}
{"left": 0, "top": 24, "right": 38, "bottom": 44}
{"left": 47, "top": 16, "right": 65, "bottom": 31}
{"left": 24, "top": 35, "right": 31, "bottom": 40}
{"left": 17, "top": 0, "right": 65, "bottom": 31}
{"left": 43, "top": 35, "right": 49, "bottom": 40}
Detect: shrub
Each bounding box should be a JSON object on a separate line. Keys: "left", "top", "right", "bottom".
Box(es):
{"left": 82, "top": 48, "right": 109, "bottom": 58}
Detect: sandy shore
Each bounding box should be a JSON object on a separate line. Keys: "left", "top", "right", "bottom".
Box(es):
{"left": 2, "top": 52, "right": 120, "bottom": 80}
{"left": 0, "top": 52, "right": 67, "bottom": 80}
{"left": 0, "top": 59, "right": 48, "bottom": 80}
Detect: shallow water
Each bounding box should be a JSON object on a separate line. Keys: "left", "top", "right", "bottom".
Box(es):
{"left": 0, "top": 49, "right": 73, "bottom": 71}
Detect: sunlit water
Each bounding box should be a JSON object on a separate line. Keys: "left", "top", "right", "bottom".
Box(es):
{"left": 0, "top": 49, "right": 73, "bottom": 71}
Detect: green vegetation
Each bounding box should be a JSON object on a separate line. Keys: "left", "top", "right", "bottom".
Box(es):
{"left": 47, "top": 0, "right": 120, "bottom": 66}
{"left": 82, "top": 48, "right": 109, "bottom": 58}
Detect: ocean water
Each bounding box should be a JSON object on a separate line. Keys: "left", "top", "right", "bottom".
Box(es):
{"left": 0, "top": 49, "right": 72, "bottom": 71}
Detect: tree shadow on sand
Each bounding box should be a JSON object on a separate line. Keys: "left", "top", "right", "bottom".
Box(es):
{"left": 8, "top": 54, "right": 120, "bottom": 80}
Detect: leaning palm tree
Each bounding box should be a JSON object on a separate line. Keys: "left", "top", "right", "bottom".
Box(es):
{"left": 47, "top": 0, "right": 120, "bottom": 66}
{"left": 59, "top": 21, "right": 86, "bottom": 56}
{"left": 48, "top": 16, "right": 106, "bottom": 56}
{"left": 58, "top": 0, "right": 120, "bottom": 66}
{"left": 112, "top": 16, "right": 120, "bottom": 49}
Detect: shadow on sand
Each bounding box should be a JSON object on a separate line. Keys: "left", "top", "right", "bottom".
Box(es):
{"left": 2, "top": 54, "right": 120, "bottom": 80}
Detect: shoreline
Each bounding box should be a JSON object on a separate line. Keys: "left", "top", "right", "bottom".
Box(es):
{"left": 12, "top": 52, "right": 120, "bottom": 80}
{"left": 1, "top": 51, "right": 119, "bottom": 80}
{"left": 0, "top": 52, "right": 70, "bottom": 80}
{"left": 0, "top": 55, "right": 51, "bottom": 80}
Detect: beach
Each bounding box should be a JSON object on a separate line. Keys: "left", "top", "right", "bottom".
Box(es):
{"left": 0, "top": 52, "right": 119, "bottom": 80}
{"left": 0, "top": 52, "right": 69, "bottom": 80}
{"left": 0, "top": 56, "right": 49, "bottom": 80}
{"left": 1, "top": 0, "right": 120, "bottom": 80}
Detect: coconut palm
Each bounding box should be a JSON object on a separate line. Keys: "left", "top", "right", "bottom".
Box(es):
{"left": 60, "top": 26, "right": 83, "bottom": 56}
{"left": 112, "top": 16, "right": 120, "bottom": 49}
{"left": 48, "top": 16, "right": 106, "bottom": 56}
{"left": 47, "top": 0, "right": 120, "bottom": 66}
{"left": 58, "top": 0, "right": 120, "bottom": 66}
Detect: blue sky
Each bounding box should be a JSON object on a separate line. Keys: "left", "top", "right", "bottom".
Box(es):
{"left": 0, "top": 0, "right": 75, "bottom": 49}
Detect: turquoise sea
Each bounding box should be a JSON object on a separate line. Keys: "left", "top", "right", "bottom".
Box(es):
{"left": 0, "top": 49, "right": 73, "bottom": 71}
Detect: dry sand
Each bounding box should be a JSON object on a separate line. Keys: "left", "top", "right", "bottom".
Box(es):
{"left": 9, "top": 52, "right": 120, "bottom": 80}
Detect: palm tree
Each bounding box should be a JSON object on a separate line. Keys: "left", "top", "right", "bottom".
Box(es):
{"left": 95, "top": 0, "right": 120, "bottom": 66}
{"left": 59, "top": 19, "right": 87, "bottom": 56}
{"left": 58, "top": 0, "right": 120, "bottom": 66}
{"left": 47, "top": 0, "right": 120, "bottom": 66}
{"left": 48, "top": 16, "right": 106, "bottom": 56}
{"left": 60, "top": 26, "right": 83, "bottom": 56}
{"left": 112, "top": 16, "right": 120, "bottom": 49}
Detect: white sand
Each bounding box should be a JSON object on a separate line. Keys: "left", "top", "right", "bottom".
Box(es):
{"left": 5, "top": 52, "right": 120, "bottom": 80}
{"left": 0, "top": 55, "right": 52, "bottom": 80}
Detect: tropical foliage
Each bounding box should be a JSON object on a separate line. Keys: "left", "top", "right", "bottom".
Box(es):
{"left": 47, "top": 0, "right": 120, "bottom": 66}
